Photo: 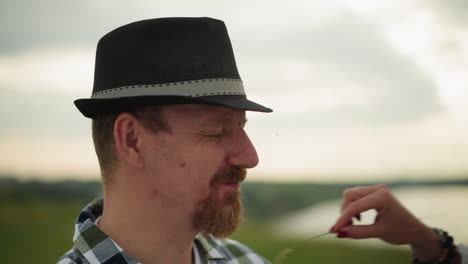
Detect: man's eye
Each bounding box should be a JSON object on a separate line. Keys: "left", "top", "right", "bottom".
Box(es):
{"left": 209, "top": 133, "right": 223, "bottom": 138}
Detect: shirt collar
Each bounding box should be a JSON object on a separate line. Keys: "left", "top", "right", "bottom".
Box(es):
{"left": 71, "top": 198, "right": 228, "bottom": 263}
{"left": 72, "top": 197, "right": 139, "bottom": 264}
{"left": 195, "top": 233, "right": 226, "bottom": 260}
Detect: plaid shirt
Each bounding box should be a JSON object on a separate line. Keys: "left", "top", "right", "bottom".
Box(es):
{"left": 56, "top": 198, "right": 271, "bottom": 264}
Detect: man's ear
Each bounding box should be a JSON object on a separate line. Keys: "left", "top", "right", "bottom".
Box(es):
{"left": 114, "top": 113, "right": 144, "bottom": 169}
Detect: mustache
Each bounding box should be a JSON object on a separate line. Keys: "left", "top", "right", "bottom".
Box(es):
{"left": 211, "top": 166, "right": 247, "bottom": 187}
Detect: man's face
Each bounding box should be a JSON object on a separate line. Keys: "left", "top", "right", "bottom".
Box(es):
{"left": 139, "top": 105, "right": 259, "bottom": 238}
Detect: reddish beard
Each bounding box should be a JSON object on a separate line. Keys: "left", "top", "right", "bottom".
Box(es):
{"left": 192, "top": 166, "right": 246, "bottom": 238}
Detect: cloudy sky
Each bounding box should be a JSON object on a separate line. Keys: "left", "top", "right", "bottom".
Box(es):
{"left": 1, "top": 0, "right": 467, "bottom": 182}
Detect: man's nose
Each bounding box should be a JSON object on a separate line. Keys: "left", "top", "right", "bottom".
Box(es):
{"left": 226, "top": 129, "right": 259, "bottom": 169}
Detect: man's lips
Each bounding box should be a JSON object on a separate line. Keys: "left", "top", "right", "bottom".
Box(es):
{"left": 210, "top": 167, "right": 246, "bottom": 187}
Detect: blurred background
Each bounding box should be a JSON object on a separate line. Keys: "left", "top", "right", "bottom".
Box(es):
{"left": 1, "top": 0, "right": 467, "bottom": 263}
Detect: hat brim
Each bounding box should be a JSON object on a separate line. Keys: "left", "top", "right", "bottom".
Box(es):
{"left": 74, "top": 95, "right": 272, "bottom": 118}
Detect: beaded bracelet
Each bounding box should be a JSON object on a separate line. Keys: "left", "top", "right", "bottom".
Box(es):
{"left": 412, "top": 228, "right": 458, "bottom": 264}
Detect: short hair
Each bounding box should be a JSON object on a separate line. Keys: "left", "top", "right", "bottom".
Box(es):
{"left": 91, "top": 106, "right": 170, "bottom": 185}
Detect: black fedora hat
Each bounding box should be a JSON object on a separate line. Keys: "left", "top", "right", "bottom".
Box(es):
{"left": 75, "top": 17, "right": 272, "bottom": 118}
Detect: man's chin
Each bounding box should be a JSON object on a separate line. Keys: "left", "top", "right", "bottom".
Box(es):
{"left": 219, "top": 187, "right": 241, "bottom": 202}
{"left": 193, "top": 190, "right": 243, "bottom": 238}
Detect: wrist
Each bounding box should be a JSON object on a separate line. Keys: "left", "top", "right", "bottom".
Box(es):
{"left": 411, "top": 226, "right": 443, "bottom": 262}
{"left": 412, "top": 228, "right": 458, "bottom": 264}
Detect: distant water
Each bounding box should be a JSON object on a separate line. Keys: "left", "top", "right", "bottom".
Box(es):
{"left": 274, "top": 186, "right": 468, "bottom": 247}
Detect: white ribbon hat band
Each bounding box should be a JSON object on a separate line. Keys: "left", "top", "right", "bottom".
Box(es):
{"left": 91, "top": 78, "right": 246, "bottom": 99}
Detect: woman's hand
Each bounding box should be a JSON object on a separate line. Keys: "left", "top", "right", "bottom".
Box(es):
{"left": 330, "top": 184, "right": 444, "bottom": 262}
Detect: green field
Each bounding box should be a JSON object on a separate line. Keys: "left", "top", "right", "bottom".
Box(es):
{"left": 0, "top": 196, "right": 411, "bottom": 264}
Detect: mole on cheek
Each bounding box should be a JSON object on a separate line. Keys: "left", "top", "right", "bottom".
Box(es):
{"left": 178, "top": 161, "right": 186, "bottom": 168}
{"left": 150, "top": 187, "right": 159, "bottom": 197}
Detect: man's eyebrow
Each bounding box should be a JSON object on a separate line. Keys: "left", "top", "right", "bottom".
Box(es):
{"left": 200, "top": 114, "right": 247, "bottom": 128}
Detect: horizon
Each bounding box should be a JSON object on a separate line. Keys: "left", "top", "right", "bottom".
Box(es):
{"left": 2, "top": 1, "right": 468, "bottom": 181}
{"left": 2, "top": 171, "right": 467, "bottom": 184}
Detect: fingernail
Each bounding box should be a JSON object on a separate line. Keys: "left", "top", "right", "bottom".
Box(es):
{"left": 329, "top": 225, "right": 336, "bottom": 232}
{"left": 337, "top": 231, "right": 348, "bottom": 238}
